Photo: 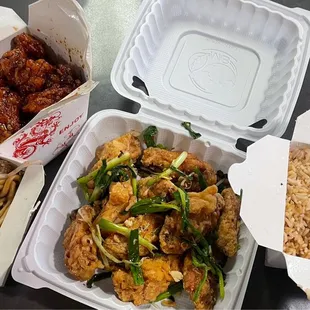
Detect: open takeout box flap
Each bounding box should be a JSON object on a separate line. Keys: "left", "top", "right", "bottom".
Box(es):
{"left": 0, "top": 158, "right": 44, "bottom": 286}
{"left": 229, "top": 109, "right": 310, "bottom": 294}
{"left": 29, "top": 0, "right": 92, "bottom": 80}
{"left": 0, "top": 7, "right": 26, "bottom": 42}
{"left": 229, "top": 135, "right": 289, "bottom": 252}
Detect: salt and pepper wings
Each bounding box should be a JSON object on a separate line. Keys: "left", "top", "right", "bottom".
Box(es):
{"left": 63, "top": 132, "right": 241, "bottom": 309}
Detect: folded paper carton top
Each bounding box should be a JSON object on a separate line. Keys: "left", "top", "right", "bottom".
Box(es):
{"left": 0, "top": 156, "right": 44, "bottom": 286}
{"left": 229, "top": 110, "right": 310, "bottom": 296}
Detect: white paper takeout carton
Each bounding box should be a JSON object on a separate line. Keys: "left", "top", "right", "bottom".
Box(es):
{"left": 0, "top": 0, "right": 97, "bottom": 165}
{"left": 229, "top": 109, "right": 310, "bottom": 297}
{"left": 0, "top": 156, "right": 44, "bottom": 286}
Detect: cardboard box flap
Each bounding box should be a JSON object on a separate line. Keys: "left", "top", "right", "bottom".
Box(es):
{"left": 0, "top": 7, "right": 26, "bottom": 41}
{"left": 229, "top": 135, "right": 290, "bottom": 252}
{"left": 285, "top": 254, "right": 310, "bottom": 294}
{"left": 0, "top": 163, "right": 44, "bottom": 285}
{"left": 29, "top": 0, "right": 92, "bottom": 80}
{"left": 229, "top": 110, "right": 310, "bottom": 295}
{"left": 292, "top": 110, "right": 310, "bottom": 143}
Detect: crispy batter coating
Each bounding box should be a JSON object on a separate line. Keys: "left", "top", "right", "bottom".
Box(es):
{"left": 0, "top": 49, "right": 55, "bottom": 95}
{"left": 92, "top": 133, "right": 142, "bottom": 171}
{"left": 22, "top": 84, "right": 73, "bottom": 114}
{"left": 12, "top": 33, "right": 45, "bottom": 59}
{"left": 94, "top": 181, "right": 136, "bottom": 224}
{"left": 104, "top": 214, "right": 164, "bottom": 259}
{"left": 141, "top": 147, "right": 217, "bottom": 187}
{"left": 216, "top": 188, "right": 240, "bottom": 257}
{"left": 0, "top": 87, "right": 21, "bottom": 143}
{"left": 63, "top": 205, "right": 103, "bottom": 281}
{"left": 138, "top": 177, "right": 176, "bottom": 199}
{"left": 183, "top": 253, "right": 217, "bottom": 310}
{"left": 112, "top": 255, "right": 182, "bottom": 305}
{"left": 159, "top": 186, "right": 222, "bottom": 254}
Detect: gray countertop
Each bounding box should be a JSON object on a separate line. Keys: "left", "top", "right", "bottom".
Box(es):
{"left": 1, "top": 0, "right": 310, "bottom": 309}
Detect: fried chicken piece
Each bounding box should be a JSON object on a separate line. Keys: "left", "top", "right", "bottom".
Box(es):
{"left": 160, "top": 186, "right": 223, "bottom": 254}
{"left": 0, "top": 49, "right": 55, "bottom": 95}
{"left": 12, "top": 33, "right": 45, "bottom": 59}
{"left": 63, "top": 205, "right": 103, "bottom": 281}
{"left": 92, "top": 133, "right": 142, "bottom": 171}
{"left": 112, "top": 255, "right": 182, "bottom": 305}
{"left": 22, "top": 84, "right": 73, "bottom": 114}
{"left": 141, "top": 148, "right": 217, "bottom": 187}
{"left": 0, "top": 69, "right": 7, "bottom": 87}
{"left": 138, "top": 177, "right": 177, "bottom": 199}
{"left": 216, "top": 188, "right": 240, "bottom": 257}
{"left": 0, "top": 87, "right": 21, "bottom": 143}
{"left": 183, "top": 253, "right": 218, "bottom": 310}
{"left": 94, "top": 181, "right": 136, "bottom": 224}
{"left": 104, "top": 214, "right": 164, "bottom": 260}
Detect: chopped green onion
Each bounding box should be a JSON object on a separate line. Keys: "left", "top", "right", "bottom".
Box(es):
{"left": 98, "top": 218, "right": 157, "bottom": 253}
{"left": 142, "top": 126, "right": 167, "bottom": 149}
{"left": 155, "top": 282, "right": 183, "bottom": 302}
{"left": 181, "top": 122, "right": 202, "bottom": 139}
{"left": 147, "top": 152, "right": 188, "bottom": 187}
{"left": 143, "top": 126, "right": 158, "bottom": 148}
{"left": 129, "top": 229, "right": 144, "bottom": 285}
{"left": 194, "top": 167, "right": 207, "bottom": 190}
{"left": 174, "top": 188, "right": 190, "bottom": 232}
{"left": 86, "top": 272, "right": 112, "bottom": 288}
{"left": 217, "top": 265, "right": 225, "bottom": 299}
{"left": 131, "top": 197, "right": 180, "bottom": 215}
{"left": 77, "top": 153, "right": 131, "bottom": 202}
{"left": 193, "top": 267, "right": 209, "bottom": 302}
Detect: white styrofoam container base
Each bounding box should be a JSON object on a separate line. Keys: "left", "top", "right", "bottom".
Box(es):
{"left": 12, "top": 110, "right": 257, "bottom": 310}
{"left": 112, "top": 0, "right": 310, "bottom": 143}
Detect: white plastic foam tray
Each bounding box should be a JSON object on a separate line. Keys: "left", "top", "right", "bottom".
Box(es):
{"left": 112, "top": 0, "right": 310, "bottom": 143}
{"left": 12, "top": 110, "right": 257, "bottom": 310}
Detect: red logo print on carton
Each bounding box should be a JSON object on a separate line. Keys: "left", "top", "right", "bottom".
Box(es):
{"left": 13, "top": 111, "right": 62, "bottom": 159}
{"left": 53, "top": 124, "right": 81, "bottom": 155}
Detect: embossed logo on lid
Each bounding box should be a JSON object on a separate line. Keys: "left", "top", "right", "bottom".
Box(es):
{"left": 188, "top": 49, "right": 237, "bottom": 94}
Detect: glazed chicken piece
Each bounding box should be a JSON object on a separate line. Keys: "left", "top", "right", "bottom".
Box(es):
{"left": 160, "top": 185, "right": 224, "bottom": 254}
{"left": 22, "top": 84, "right": 73, "bottom": 114}
{"left": 92, "top": 132, "right": 142, "bottom": 172}
{"left": 94, "top": 181, "right": 136, "bottom": 224}
{"left": 216, "top": 188, "right": 241, "bottom": 257}
{"left": 0, "top": 49, "right": 55, "bottom": 95}
{"left": 0, "top": 87, "right": 21, "bottom": 143}
{"left": 104, "top": 214, "right": 164, "bottom": 260}
{"left": 183, "top": 253, "right": 218, "bottom": 310}
{"left": 141, "top": 148, "right": 217, "bottom": 187}
{"left": 138, "top": 177, "right": 177, "bottom": 199}
{"left": 112, "top": 255, "right": 182, "bottom": 305}
{"left": 63, "top": 205, "right": 103, "bottom": 281}
{"left": 12, "top": 33, "right": 45, "bottom": 59}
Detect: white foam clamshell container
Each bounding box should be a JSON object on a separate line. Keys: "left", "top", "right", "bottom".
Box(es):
{"left": 11, "top": 0, "right": 310, "bottom": 309}
{"left": 12, "top": 110, "right": 257, "bottom": 309}
{"left": 112, "top": 0, "right": 310, "bottom": 142}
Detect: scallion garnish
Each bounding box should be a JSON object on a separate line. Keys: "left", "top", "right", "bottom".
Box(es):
{"left": 129, "top": 229, "right": 144, "bottom": 285}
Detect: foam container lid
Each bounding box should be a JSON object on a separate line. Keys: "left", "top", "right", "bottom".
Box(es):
{"left": 111, "top": 0, "right": 310, "bottom": 144}
{"left": 229, "top": 109, "right": 310, "bottom": 296}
